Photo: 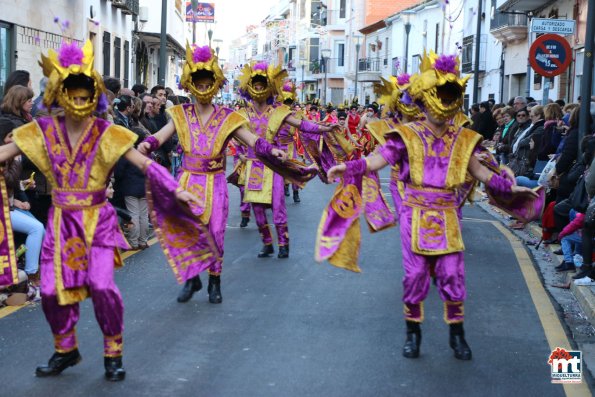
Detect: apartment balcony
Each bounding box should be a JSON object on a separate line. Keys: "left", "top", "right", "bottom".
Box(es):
{"left": 490, "top": 12, "right": 528, "bottom": 44}
{"left": 310, "top": 57, "right": 346, "bottom": 79}
{"left": 461, "top": 35, "right": 486, "bottom": 74}
{"left": 356, "top": 57, "right": 382, "bottom": 82}
{"left": 111, "top": 0, "right": 139, "bottom": 15}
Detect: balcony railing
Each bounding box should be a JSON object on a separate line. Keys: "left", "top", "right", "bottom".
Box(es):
{"left": 112, "top": 0, "right": 139, "bottom": 15}
{"left": 489, "top": 12, "right": 528, "bottom": 43}
{"left": 490, "top": 12, "right": 528, "bottom": 30}
{"left": 357, "top": 57, "right": 382, "bottom": 73}
{"left": 311, "top": 9, "right": 347, "bottom": 27}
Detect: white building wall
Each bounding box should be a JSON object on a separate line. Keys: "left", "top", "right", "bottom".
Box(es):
{"left": 3, "top": 0, "right": 85, "bottom": 95}
{"left": 137, "top": 0, "right": 189, "bottom": 92}
{"left": 90, "top": 0, "right": 134, "bottom": 85}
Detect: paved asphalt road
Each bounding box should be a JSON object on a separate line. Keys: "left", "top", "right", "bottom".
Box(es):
{"left": 0, "top": 168, "right": 586, "bottom": 396}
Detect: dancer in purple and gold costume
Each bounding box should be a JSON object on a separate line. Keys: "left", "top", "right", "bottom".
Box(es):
{"left": 0, "top": 41, "right": 200, "bottom": 381}
{"left": 236, "top": 62, "right": 336, "bottom": 259}
{"left": 139, "top": 45, "right": 287, "bottom": 303}
{"left": 323, "top": 51, "right": 542, "bottom": 361}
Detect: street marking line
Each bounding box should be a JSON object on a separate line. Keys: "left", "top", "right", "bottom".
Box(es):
{"left": 0, "top": 237, "right": 159, "bottom": 319}
{"left": 0, "top": 302, "right": 30, "bottom": 319}
{"left": 120, "top": 237, "right": 158, "bottom": 260}
{"left": 492, "top": 222, "right": 591, "bottom": 397}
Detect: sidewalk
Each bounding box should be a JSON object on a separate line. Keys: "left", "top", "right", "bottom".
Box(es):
{"left": 475, "top": 197, "right": 595, "bottom": 327}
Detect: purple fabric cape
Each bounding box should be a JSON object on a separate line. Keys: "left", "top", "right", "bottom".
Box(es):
{"left": 0, "top": 176, "right": 19, "bottom": 287}
{"left": 145, "top": 161, "right": 221, "bottom": 283}
{"left": 315, "top": 160, "right": 395, "bottom": 272}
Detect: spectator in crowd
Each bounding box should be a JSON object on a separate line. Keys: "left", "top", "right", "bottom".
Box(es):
{"left": 555, "top": 99, "right": 566, "bottom": 108}
{"left": 495, "top": 106, "right": 516, "bottom": 164}
{"left": 471, "top": 101, "right": 497, "bottom": 140}
{"left": 31, "top": 77, "right": 48, "bottom": 117}
{"left": 140, "top": 94, "right": 157, "bottom": 132}
{"left": 513, "top": 96, "right": 527, "bottom": 112}
{"left": 0, "top": 118, "right": 44, "bottom": 281}
{"left": 510, "top": 105, "right": 545, "bottom": 181}
{"left": 0, "top": 85, "right": 34, "bottom": 127}
{"left": 487, "top": 98, "right": 496, "bottom": 109}
{"left": 129, "top": 96, "right": 150, "bottom": 133}
{"left": 131, "top": 84, "right": 147, "bottom": 97}
{"left": 556, "top": 210, "right": 585, "bottom": 272}
{"left": 469, "top": 103, "right": 480, "bottom": 126}
{"left": 113, "top": 95, "right": 133, "bottom": 129}
{"left": 119, "top": 88, "right": 135, "bottom": 97}
{"left": 104, "top": 77, "right": 121, "bottom": 97}
{"left": 3, "top": 70, "right": 32, "bottom": 97}
{"left": 537, "top": 103, "right": 564, "bottom": 161}
{"left": 114, "top": 129, "right": 149, "bottom": 250}
{"left": 551, "top": 107, "right": 581, "bottom": 202}
{"left": 165, "top": 87, "right": 176, "bottom": 108}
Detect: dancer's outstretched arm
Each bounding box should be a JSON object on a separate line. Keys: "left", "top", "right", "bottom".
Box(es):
{"left": 0, "top": 143, "right": 21, "bottom": 163}
{"left": 232, "top": 126, "right": 287, "bottom": 160}
{"left": 467, "top": 155, "right": 538, "bottom": 197}
{"left": 123, "top": 148, "right": 200, "bottom": 206}
{"left": 327, "top": 153, "right": 388, "bottom": 181}
{"left": 137, "top": 120, "right": 176, "bottom": 155}
{"left": 284, "top": 115, "right": 340, "bottom": 135}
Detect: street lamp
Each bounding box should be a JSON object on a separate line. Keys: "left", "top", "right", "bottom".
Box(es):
{"left": 213, "top": 39, "right": 223, "bottom": 57}
{"left": 402, "top": 11, "right": 414, "bottom": 73}
{"left": 191, "top": 0, "right": 199, "bottom": 43}
{"left": 321, "top": 48, "right": 331, "bottom": 105}
{"left": 353, "top": 35, "right": 362, "bottom": 102}
{"left": 299, "top": 58, "right": 308, "bottom": 103}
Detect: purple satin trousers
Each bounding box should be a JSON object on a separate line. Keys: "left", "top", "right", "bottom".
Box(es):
{"left": 399, "top": 206, "right": 466, "bottom": 324}
{"left": 239, "top": 186, "right": 251, "bottom": 218}
{"left": 40, "top": 246, "right": 124, "bottom": 357}
{"left": 253, "top": 172, "right": 289, "bottom": 246}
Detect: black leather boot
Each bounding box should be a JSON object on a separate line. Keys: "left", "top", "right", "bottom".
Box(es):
{"left": 449, "top": 323, "right": 472, "bottom": 360}
{"left": 293, "top": 190, "right": 301, "bottom": 203}
{"left": 36, "top": 349, "right": 82, "bottom": 377}
{"left": 240, "top": 217, "right": 250, "bottom": 228}
{"left": 207, "top": 274, "right": 222, "bottom": 304}
{"left": 177, "top": 274, "right": 202, "bottom": 303}
{"left": 278, "top": 245, "right": 289, "bottom": 258}
{"left": 402, "top": 321, "right": 421, "bottom": 358}
{"left": 258, "top": 244, "right": 274, "bottom": 258}
{"left": 284, "top": 185, "right": 290, "bottom": 196}
{"left": 104, "top": 356, "right": 126, "bottom": 381}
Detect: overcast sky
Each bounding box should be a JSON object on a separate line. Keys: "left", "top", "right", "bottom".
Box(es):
{"left": 190, "top": 0, "right": 277, "bottom": 60}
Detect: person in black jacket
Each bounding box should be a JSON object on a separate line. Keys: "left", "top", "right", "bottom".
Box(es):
{"left": 113, "top": 127, "right": 149, "bottom": 250}
{"left": 551, "top": 107, "right": 581, "bottom": 202}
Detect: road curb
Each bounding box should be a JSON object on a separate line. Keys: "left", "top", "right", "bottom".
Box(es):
{"left": 489, "top": 206, "right": 595, "bottom": 327}
{"left": 524, "top": 222, "right": 595, "bottom": 326}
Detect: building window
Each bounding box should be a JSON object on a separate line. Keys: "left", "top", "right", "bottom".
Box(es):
{"left": 124, "top": 40, "right": 130, "bottom": 88}
{"left": 340, "top": 0, "right": 346, "bottom": 18}
{"left": 384, "top": 37, "right": 388, "bottom": 65}
{"left": 338, "top": 43, "right": 345, "bottom": 67}
{"left": 114, "top": 37, "right": 121, "bottom": 79}
{"left": 412, "top": 54, "right": 421, "bottom": 72}
{"left": 103, "top": 31, "right": 111, "bottom": 77}
{"left": 0, "top": 22, "right": 13, "bottom": 96}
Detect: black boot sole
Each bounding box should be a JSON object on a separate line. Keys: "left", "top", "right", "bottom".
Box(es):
{"left": 35, "top": 355, "right": 82, "bottom": 377}
{"left": 450, "top": 339, "right": 472, "bottom": 360}
{"left": 402, "top": 333, "right": 421, "bottom": 359}
{"left": 258, "top": 246, "right": 274, "bottom": 258}
{"left": 177, "top": 278, "right": 203, "bottom": 303}
{"left": 105, "top": 370, "right": 126, "bottom": 381}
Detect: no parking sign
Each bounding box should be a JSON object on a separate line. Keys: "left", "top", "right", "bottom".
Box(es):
{"left": 529, "top": 34, "right": 572, "bottom": 77}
